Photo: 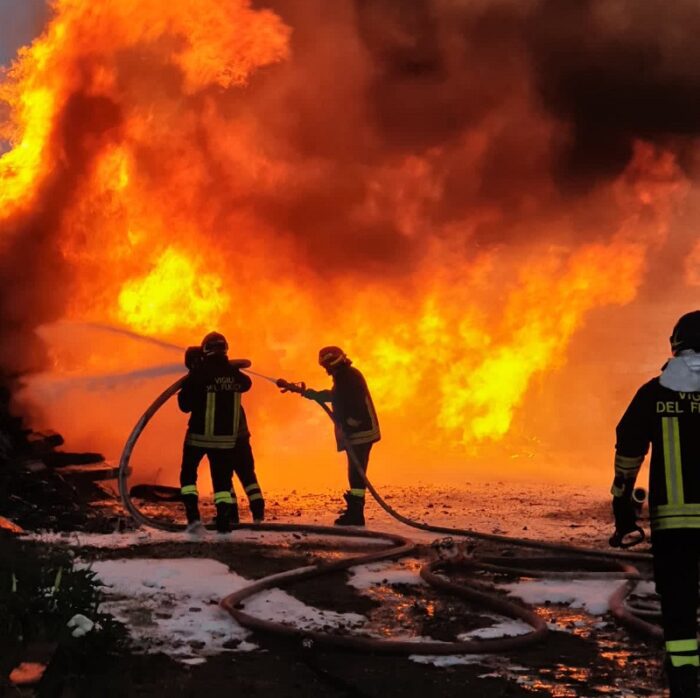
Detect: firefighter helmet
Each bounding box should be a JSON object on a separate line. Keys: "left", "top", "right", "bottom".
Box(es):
{"left": 670, "top": 311, "right": 700, "bottom": 355}
{"left": 319, "top": 346, "right": 349, "bottom": 370}
{"left": 201, "top": 332, "right": 229, "bottom": 356}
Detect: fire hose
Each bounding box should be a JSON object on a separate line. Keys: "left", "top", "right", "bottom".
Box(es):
{"left": 117, "top": 371, "right": 661, "bottom": 655}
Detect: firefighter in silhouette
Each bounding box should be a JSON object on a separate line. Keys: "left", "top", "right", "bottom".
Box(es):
{"left": 611, "top": 311, "right": 700, "bottom": 697}
{"left": 178, "top": 332, "right": 264, "bottom": 532}
{"left": 303, "top": 346, "right": 380, "bottom": 526}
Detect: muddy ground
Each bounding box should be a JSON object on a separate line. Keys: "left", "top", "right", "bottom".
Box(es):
{"left": 0, "top": 411, "right": 668, "bottom": 698}
{"left": 16, "top": 530, "right": 666, "bottom": 698}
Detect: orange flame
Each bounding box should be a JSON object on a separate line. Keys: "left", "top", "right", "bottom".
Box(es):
{"left": 0, "top": 2, "right": 692, "bottom": 488}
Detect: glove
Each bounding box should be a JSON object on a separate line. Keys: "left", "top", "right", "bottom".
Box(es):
{"left": 609, "top": 496, "right": 645, "bottom": 548}
{"left": 613, "top": 496, "right": 636, "bottom": 534}
{"left": 184, "top": 346, "right": 203, "bottom": 371}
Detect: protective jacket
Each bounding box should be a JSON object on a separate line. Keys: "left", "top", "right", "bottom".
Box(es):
{"left": 309, "top": 364, "right": 380, "bottom": 451}
{"left": 614, "top": 354, "right": 700, "bottom": 532}
{"left": 178, "top": 355, "right": 251, "bottom": 449}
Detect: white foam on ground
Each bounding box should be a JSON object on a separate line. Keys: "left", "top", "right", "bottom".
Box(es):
{"left": 458, "top": 618, "right": 533, "bottom": 640}
{"left": 85, "top": 558, "right": 255, "bottom": 661}
{"left": 499, "top": 578, "right": 624, "bottom": 616}
{"left": 245, "top": 588, "right": 366, "bottom": 631}
{"left": 347, "top": 561, "right": 426, "bottom": 589}
{"left": 87, "top": 557, "right": 383, "bottom": 661}
{"left": 633, "top": 581, "right": 656, "bottom": 596}
{"left": 410, "top": 654, "right": 484, "bottom": 667}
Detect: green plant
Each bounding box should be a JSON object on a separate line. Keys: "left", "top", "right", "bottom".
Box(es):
{"left": 0, "top": 534, "right": 125, "bottom": 650}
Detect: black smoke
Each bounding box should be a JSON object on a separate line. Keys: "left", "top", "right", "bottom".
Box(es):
{"left": 1, "top": 0, "right": 699, "bottom": 381}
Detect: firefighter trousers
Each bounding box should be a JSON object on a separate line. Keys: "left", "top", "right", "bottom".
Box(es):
{"left": 345, "top": 442, "right": 372, "bottom": 492}
{"left": 179, "top": 437, "right": 263, "bottom": 505}
{"left": 652, "top": 530, "right": 700, "bottom": 670}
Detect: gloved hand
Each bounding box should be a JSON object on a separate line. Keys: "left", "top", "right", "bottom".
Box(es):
{"left": 609, "top": 496, "right": 645, "bottom": 548}
{"left": 184, "top": 346, "right": 203, "bottom": 371}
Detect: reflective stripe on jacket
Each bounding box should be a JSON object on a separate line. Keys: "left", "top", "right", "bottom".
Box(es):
{"left": 615, "top": 378, "right": 700, "bottom": 531}
{"left": 178, "top": 355, "right": 251, "bottom": 449}
{"left": 330, "top": 365, "right": 380, "bottom": 452}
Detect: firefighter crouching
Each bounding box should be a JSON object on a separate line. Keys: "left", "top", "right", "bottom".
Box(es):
{"left": 303, "top": 346, "right": 380, "bottom": 526}
{"left": 611, "top": 311, "right": 700, "bottom": 698}
{"left": 178, "top": 332, "right": 264, "bottom": 532}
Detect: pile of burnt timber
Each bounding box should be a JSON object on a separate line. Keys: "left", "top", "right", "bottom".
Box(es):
{"left": 0, "top": 382, "right": 119, "bottom": 533}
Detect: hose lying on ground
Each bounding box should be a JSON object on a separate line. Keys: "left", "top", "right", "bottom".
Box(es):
{"left": 117, "top": 375, "right": 659, "bottom": 652}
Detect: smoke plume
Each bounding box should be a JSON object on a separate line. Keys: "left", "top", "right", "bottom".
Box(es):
{"left": 1, "top": 0, "right": 699, "bottom": 484}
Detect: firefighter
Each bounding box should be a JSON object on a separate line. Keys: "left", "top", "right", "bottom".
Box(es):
{"left": 611, "top": 310, "right": 700, "bottom": 697}
{"left": 178, "top": 332, "right": 264, "bottom": 532}
{"left": 303, "top": 346, "right": 380, "bottom": 526}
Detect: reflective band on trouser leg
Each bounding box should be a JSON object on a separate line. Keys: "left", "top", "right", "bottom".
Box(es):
{"left": 214, "top": 491, "right": 234, "bottom": 504}
{"left": 181, "top": 485, "right": 198, "bottom": 496}
{"left": 244, "top": 483, "right": 263, "bottom": 502}
{"left": 662, "top": 417, "right": 684, "bottom": 505}
{"left": 667, "top": 639, "right": 700, "bottom": 667}
{"left": 349, "top": 488, "right": 366, "bottom": 498}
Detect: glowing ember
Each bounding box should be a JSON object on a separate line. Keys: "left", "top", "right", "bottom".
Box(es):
{"left": 9, "top": 662, "right": 47, "bottom": 686}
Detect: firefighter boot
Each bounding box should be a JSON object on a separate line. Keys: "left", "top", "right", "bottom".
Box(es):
{"left": 215, "top": 502, "right": 239, "bottom": 533}
{"left": 668, "top": 665, "right": 698, "bottom": 698}
{"left": 250, "top": 498, "right": 265, "bottom": 524}
{"left": 182, "top": 495, "right": 200, "bottom": 526}
{"left": 334, "top": 492, "right": 365, "bottom": 526}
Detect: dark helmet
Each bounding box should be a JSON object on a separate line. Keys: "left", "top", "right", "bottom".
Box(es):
{"left": 319, "top": 346, "right": 350, "bottom": 371}
{"left": 201, "top": 331, "right": 229, "bottom": 356}
{"left": 670, "top": 311, "right": 700, "bottom": 355}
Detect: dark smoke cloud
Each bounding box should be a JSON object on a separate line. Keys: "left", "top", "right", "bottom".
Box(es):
{"left": 2, "top": 0, "right": 699, "bottom": 381}
{"left": 353, "top": 0, "right": 700, "bottom": 185}
{"left": 0, "top": 91, "right": 122, "bottom": 375}
{"left": 239, "top": 0, "right": 700, "bottom": 267}
{"left": 526, "top": 0, "right": 700, "bottom": 188}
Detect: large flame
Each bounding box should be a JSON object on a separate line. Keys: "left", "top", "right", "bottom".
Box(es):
{"left": 0, "top": 1, "right": 693, "bottom": 489}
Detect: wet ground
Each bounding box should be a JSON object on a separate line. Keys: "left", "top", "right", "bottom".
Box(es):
{"left": 18, "top": 479, "right": 670, "bottom": 698}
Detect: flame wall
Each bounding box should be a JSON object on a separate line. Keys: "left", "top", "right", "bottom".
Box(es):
{"left": 2, "top": 0, "right": 700, "bottom": 490}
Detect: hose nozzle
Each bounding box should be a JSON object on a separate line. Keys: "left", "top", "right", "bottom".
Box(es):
{"left": 276, "top": 378, "right": 306, "bottom": 394}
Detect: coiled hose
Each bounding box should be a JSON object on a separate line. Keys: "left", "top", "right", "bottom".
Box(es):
{"left": 117, "top": 376, "right": 660, "bottom": 653}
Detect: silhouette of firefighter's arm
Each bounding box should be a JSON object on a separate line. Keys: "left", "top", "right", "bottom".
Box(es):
{"left": 610, "top": 383, "right": 653, "bottom": 543}
{"left": 302, "top": 387, "right": 332, "bottom": 403}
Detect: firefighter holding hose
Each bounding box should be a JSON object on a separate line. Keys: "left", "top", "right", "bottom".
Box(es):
{"left": 301, "top": 346, "right": 380, "bottom": 526}
{"left": 611, "top": 311, "right": 700, "bottom": 697}
{"left": 178, "top": 332, "right": 264, "bottom": 532}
